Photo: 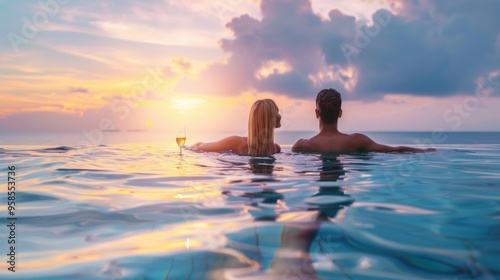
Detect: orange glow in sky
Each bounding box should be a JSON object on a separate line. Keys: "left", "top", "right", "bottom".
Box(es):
{"left": 1, "top": 0, "right": 498, "bottom": 132}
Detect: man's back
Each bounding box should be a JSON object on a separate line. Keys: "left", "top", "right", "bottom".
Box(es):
{"left": 293, "top": 131, "right": 434, "bottom": 153}
{"left": 293, "top": 132, "right": 363, "bottom": 152}
{"left": 292, "top": 132, "right": 372, "bottom": 152}
{"left": 293, "top": 88, "right": 435, "bottom": 153}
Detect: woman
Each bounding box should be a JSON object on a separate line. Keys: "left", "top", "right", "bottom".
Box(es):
{"left": 190, "top": 99, "right": 281, "bottom": 156}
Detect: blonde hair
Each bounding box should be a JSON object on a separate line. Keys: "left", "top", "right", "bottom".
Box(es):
{"left": 247, "top": 99, "right": 278, "bottom": 156}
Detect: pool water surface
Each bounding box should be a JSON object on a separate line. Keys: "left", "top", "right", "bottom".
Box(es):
{"left": 0, "top": 143, "right": 499, "bottom": 279}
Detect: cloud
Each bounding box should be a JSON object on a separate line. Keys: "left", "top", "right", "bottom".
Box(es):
{"left": 143, "top": 91, "right": 166, "bottom": 101}
{"left": 0, "top": 103, "right": 146, "bottom": 132}
{"left": 195, "top": 0, "right": 500, "bottom": 100}
{"left": 172, "top": 57, "right": 192, "bottom": 72}
{"left": 69, "top": 87, "right": 89, "bottom": 93}
{"left": 350, "top": 0, "right": 500, "bottom": 98}
{"left": 1, "top": 0, "right": 498, "bottom": 133}
{"left": 0, "top": 111, "right": 91, "bottom": 132}
{"left": 191, "top": 1, "right": 345, "bottom": 98}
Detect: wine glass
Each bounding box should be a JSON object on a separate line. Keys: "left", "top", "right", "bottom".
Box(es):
{"left": 176, "top": 127, "right": 186, "bottom": 155}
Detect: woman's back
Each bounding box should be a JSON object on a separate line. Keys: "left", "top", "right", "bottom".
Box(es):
{"left": 190, "top": 99, "right": 281, "bottom": 156}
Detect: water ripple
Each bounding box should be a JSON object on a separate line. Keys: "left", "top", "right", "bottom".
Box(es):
{"left": 0, "top": 144, "right": 499, "bottom": 279}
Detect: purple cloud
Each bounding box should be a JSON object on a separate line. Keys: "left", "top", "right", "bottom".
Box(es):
{"left": 194, "top": 0, "right": 500, "bottom": 100}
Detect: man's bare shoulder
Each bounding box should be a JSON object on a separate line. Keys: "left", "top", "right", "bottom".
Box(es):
{"left": 294, "top": 138, "right": 309, "bottom": 144}
{"left": 345, "top": 133, "right": 375, "bottom": 143}
{"left": 342, "top": 133, "right": 373, "bottom": 150}
{"left": 292, "top": 138, "right": 308, "bottom": 146}
{"left": 292, "top": 138, "right": 313, "bottom": 152}
{"left": 349, "top": 133, "right": 370, "bottom": 140}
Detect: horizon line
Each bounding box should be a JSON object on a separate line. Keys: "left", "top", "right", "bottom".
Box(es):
{"left": 1, "top": 130, "right": 499, "bottom": 133}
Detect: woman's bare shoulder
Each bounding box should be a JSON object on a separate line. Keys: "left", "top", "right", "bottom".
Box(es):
{"left": 223, "top": 135, "right": 246, "bottom": 142}
{"left": 190, "top": 135, "right": 247, "bottom": 152}
{"left": 228, "top": 136, "right": 248, "bottom": 152}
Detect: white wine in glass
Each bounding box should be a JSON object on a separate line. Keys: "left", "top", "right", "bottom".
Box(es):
{"left": 176, "top": 127, "right": 186, "bottom": 155}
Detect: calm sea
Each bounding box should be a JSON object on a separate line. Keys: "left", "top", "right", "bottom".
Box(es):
{"left": 1, "top": 131, "right": 500, "bottom": 146}
{"left": 0, "top": 131, "right": 499, "bottom": 279}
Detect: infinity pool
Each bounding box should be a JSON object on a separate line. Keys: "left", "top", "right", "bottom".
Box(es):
{"left": 0, "top": 143, "right": 499, "bottom": 279}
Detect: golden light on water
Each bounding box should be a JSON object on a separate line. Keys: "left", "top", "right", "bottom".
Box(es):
{"left": 21, "top": 224, "right": 205, "bottom": 270}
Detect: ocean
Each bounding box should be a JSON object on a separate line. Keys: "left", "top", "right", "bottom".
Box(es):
{"left": 0, "top": 131, "right": 499, "bottom": 279}
{"left": 2, "top": 131, "right": 500, "bottom": 146}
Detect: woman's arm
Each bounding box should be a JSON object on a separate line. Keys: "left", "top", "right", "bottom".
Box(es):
{"left": 190, "top": 136, "right": 244, "bottom": 152}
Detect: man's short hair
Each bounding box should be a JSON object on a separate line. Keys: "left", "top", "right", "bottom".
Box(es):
{"left": 316, "top": 88, "right": 342, "bottom": 124}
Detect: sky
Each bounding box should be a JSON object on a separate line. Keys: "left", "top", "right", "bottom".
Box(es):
{"left": 0, "top": 0, "right": 499, "bottom": 132}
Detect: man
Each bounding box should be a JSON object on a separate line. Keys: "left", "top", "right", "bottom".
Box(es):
{"left": 292, "top": 88, "right": 436, "bottom": 153}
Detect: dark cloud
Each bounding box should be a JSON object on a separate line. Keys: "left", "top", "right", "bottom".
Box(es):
{"left": 196, "top": 0, "right": 500, "bottom": 100}
{"left": 351, "top": 0, "right": 500, "bottom": 98}
{"left": 256, "top": 70, "right": 314, "bottom": 96}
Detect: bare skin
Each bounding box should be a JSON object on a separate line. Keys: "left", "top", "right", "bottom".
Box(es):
{"left": 292, "top": 109, "right": 436, "bottom": 153}
{"left": 191, "top": 136, "right": 281, "bottom": 155}
{"left": 190, "top": 111, "right": 282, "bottom": 155}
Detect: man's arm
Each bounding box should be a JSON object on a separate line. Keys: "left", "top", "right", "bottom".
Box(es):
{"left": 355, "top": 134, "right": 436, "bottom": 153}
